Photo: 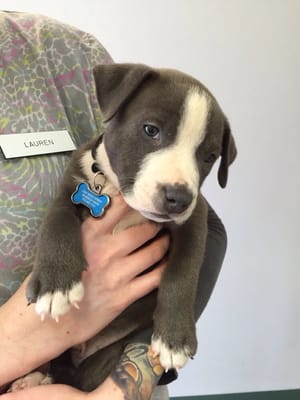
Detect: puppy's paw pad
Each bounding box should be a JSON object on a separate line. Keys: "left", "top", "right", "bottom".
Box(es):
{"left": 151, "top": 336, "right": 191, "bottom": 372}
{"left": 8, "top": 372, "right": 53, "bottom": 392}
{"left": 35, "top": 281, "right": 84, "bottom": 320}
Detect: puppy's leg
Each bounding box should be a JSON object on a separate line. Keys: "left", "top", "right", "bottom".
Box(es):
{"left": 67, "top": 293, "right": 157, "bottom": 390}
{"left": 152, "top": 196, "right": 208, "bottom": 371}
{"left": 26, "top": 202, "right": 86, "bottom": 321}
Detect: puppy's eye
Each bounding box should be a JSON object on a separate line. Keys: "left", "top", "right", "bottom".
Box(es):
{"left": 144, "top": 124, "right": 160, "bottom": 139}
{"left": 205, "top": 153, "right": 217, "bottom": 163}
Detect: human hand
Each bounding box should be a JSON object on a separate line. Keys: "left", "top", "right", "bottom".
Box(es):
{"left": 66, "top": 194, "right": 169, "bottom": 346}
{"left": 0, "top": 377, "right": 126, "bottom": 400}
{"left": 0, "top": 384, "right": 87, "bottom": 400}
{"left": 0, "top": 195, "right": 169, "bottom": 387}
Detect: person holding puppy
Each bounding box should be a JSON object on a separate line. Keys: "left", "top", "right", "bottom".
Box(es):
{"left": 0, "top": 195, "right": 169, "bottom": 399}
{"left": 0, "top": 12, "right": 227, "bottom": 400}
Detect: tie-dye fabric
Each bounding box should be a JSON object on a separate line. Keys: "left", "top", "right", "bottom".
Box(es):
{"left": 0, "top": 12, "right": 113, "bottom": 304}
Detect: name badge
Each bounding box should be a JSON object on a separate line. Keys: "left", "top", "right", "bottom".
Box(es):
{"left": 0, "top": 130, "right": 76, "bottom": 159}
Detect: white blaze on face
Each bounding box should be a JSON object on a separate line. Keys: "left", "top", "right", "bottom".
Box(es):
{"left": 125, "top": 88, "right": 210, "bottom": 223}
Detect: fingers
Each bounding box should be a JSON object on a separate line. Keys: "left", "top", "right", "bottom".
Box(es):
{"left": 112, "top": 222, "right": 163, "bottom": 256}
{"left": 120, "top": 233, "right": 170, "bottom": 281}
{"left": 126, "top": 260, "right": 167, "bottom": 304}
{"left": 81, "top": 196, "right": 166, "bottom": 261}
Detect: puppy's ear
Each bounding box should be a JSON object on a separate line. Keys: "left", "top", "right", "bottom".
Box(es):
{"left": 217, "top": 118, "right": 237, "bottom": 188}
{"left": 93, "top": 63, "right": 156, "bottom": 122}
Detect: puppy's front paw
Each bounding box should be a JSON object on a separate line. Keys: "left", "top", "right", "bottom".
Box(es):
{"left": 151, "top": 318, "right": 197, "bottom": 372}
{"left": 26, "top": 274, "right": 84, "bottom": 321}
{"left": 151, "top": 336, "right": 192, "bottom": 371}
{"left": 35, "top": 282, "right": 84, "bottom": 321}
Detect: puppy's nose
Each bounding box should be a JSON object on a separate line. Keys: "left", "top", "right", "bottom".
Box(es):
{"left": 162, "top": 184, "right": 193, "bottom": 214}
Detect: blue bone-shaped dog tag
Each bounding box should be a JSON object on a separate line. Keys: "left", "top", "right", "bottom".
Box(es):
{"left": 71, "top": 182, "right": 110, "bottom": 218}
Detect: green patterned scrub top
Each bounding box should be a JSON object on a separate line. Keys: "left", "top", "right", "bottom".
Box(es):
{"left": 0, "top": 11, "right": 112, "bottom": 304}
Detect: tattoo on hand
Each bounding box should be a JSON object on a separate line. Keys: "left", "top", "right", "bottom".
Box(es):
{"left": 111, "top": 343, "right": 164, "bottom": 400}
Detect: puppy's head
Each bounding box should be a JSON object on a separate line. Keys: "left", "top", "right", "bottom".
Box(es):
{"left": 93, "top": 64, "right": 237, "bottom": 224}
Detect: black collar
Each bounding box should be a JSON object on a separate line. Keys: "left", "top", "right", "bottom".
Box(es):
{"left": 91, "top": 135, "right": 103, "bottom": 173}
{"left": 91, "top": 134, "right": 103, "bottom": 160}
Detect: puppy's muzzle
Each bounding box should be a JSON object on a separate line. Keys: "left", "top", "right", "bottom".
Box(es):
{"left": 160, "top": 184, "right": 193, "bottom": 215}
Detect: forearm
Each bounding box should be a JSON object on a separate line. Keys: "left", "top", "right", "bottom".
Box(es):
{"left": 0, "top": 277, "right": 78, "bottom": 386}
{"left": 91, "top": 343, "right": 164, "bottom": 400}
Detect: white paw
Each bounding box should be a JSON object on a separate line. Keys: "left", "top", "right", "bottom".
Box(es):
{"left": 8, "top": 372, "right": 53, "bottom": 392}
{"left": 151, "top": 336, "right": 191, "bottom": 372}
{"left": 35, "top": 282, "right": 84, "bottom": 321}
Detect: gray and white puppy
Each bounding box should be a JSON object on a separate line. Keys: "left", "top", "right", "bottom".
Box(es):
{"left": 26, "top": 64, "right": 236, "bottom": 391}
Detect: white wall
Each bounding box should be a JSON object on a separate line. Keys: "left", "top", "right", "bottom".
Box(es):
{"left": 1, "top": 0, "right": 300, "bottom": 396}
